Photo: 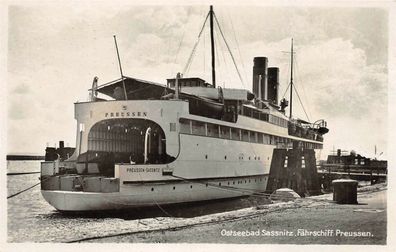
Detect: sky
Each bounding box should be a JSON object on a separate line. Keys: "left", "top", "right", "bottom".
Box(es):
{"left": 4, "top": 1, "right": 391, "bottom": 159}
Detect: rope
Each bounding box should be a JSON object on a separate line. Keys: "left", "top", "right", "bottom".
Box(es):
{"left": 153, "top": 199, "right": 174, "bottom": 218}
{"left": 7, "top": 172, "right": 40, "bottom": 176}
{"left": 7, "top": 181, "right": 41, "bottom": 199}
{"left": 213, "top": 13, "right": 246, "bottom": 88}
{"left": 7, "top": 176, "right": 55, "bottom": 199}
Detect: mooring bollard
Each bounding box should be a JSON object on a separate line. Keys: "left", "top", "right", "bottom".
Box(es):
{"left": 332, "top": 179, "right": 358, "bottom": 204}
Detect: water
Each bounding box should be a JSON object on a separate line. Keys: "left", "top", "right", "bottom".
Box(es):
{"left": 7, "top": 160, "right": 42, "bottom": 174}
{"left": 7, "top": 160, "right": 271, "bottom": 242}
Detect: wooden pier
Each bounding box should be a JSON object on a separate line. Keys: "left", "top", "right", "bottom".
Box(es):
{"left": 318, "top": 165, "right": 387, "bottom": 190}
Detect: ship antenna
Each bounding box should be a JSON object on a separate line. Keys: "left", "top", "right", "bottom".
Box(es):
{"left": 289, "top": 38, "right": 294, "bottom": 119}
{"left": 113, "top": 35, "right": 128, "bottom": 100}
{"left": 210, "top": 5, "right": 216, "bottom": 88}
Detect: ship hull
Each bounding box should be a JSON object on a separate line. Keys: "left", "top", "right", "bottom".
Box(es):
{"left": 41, "top": 175, "right": 268, "bottom": 211}
{"left": 40, "top": 99, "right": 323, "bottom": 212}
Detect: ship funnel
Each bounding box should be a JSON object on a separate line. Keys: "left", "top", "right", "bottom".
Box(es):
{"left": 268, "top": 67, "right": 279, "bottom": 105}
{"left": 252, "top": 57, "right": 268, "bottom": 101}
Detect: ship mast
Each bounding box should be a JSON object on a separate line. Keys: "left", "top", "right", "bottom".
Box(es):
{"left": 209, "top": 5, "right": 216, "bottom": 88}
{"left": 113, "top": 35, "right": 128, "bottom": 100}
{"left": 289, "top": 38, "right": 294, "bottom": 119}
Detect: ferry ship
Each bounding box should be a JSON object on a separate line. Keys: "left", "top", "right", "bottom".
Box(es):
{"left": 40, "top": 6, "right": 328, "bottom": 211}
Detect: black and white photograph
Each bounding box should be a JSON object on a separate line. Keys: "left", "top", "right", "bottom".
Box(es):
{"left": 1, "top": 0, "right": 395, "bottom": 250}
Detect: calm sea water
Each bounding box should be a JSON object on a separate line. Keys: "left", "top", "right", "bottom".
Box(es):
{"left": 7, "top": 160, "right": 271, "bottom": 242}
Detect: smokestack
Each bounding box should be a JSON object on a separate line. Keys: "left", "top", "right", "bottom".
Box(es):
{"left": 253, "top": 57, "right": 268, "bottom": 100}
{"left": 268, "top": 67, "right": 279, "bottom": 105}
{"left": 59, "top": 141, "right": 64, "bottom": 149}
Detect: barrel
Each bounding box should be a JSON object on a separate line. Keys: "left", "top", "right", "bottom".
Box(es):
{"left": 332, "top": 179, "right": 358, "bottom": 204}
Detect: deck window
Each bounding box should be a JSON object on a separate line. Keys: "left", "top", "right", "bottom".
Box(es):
{"left": 257, "top": 133, "right": 264, "bottom": 144}
{"left": 231, "top": 128, "right": 240, "bottom": 141}
{"left": 207, "top": 123, "right": 219, "bottom": 137}
{"left": 179, "top": 118, "right": 191, "bottom": 134}
{"left": 250, "top": 131, "right": 258, "bottom": 143}
{"left": 253, "top": 110, "right": 260, "bottom": 119}
{"left": 192, "top": 120, "right": 206, "bottom": 136}
{"left": 242, "top": 130, "right": 249, "bottom": 142}
{"left": 220, "top": 126, "right": 231, "bottom": 139}
{"left": 260, "top": 113, "right": 269, "bottom": 121}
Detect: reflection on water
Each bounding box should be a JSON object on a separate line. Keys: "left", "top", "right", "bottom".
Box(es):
{"left": 7, "top": 160, "right": 270, "bottom": 242}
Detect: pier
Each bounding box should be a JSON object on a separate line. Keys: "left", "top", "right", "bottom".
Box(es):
{"left": 318, "top": 165, "right": 387, "bottom": 190}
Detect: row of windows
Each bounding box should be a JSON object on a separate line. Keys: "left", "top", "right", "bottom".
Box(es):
{"left": 179, "top": 118, "right": 323, "bottom": 149}
{"left": 301, "top": 142, "right": 322, "bottom": 150}
{"left": 240, "top": 106, "right": 288, "bottom": 128}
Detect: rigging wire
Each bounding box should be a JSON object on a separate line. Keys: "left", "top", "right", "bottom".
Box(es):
{"left": 293, "top": 84, "right": 311, "bottom": 122}
{"left": 294, "top": 55, "right": 313, "bottom": 120}
{"left": 215, "top": 25, "right": 231, "bottom": 87}
{"left": 182, "top": 12, "right": 210, "bottom": 76}
{"left": 203, "top": 22, "right": 206, "bottom": 75}
{"left": 281, "top": 53, "right": 291, "bottom": 99}
{"left": 173, "top": 29, "right": 186, "bottom": 66}
{"left": 280, "top": 46, "right": 310, "bottom": 121}
{"left": 281, "top": 83, "right": 291, "bottom": 100}
{"left": 214, "top": 27, "right": 221, "bottom": 82}
{"left": 227, "top": 9, "right": 249, "bottom": 87}
{"left": 213, "top": 13, "right": 246, "bottom": 89}
{"left": 172, "top": 6, "right": 193, "bottom": 75}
